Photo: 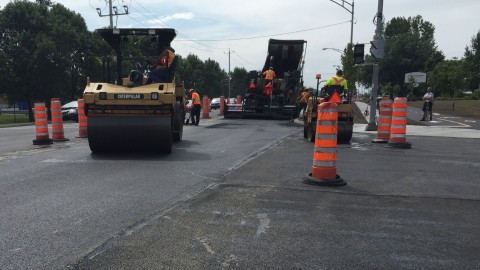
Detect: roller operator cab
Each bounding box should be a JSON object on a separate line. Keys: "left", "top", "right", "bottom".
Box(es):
{"left": 83, "top": 28, "right": 186, "bottom": 153}
{"left": 303, "top": 84, "right": 354, "bottom": 143}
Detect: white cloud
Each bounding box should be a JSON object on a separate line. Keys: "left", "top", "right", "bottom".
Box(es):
{"left": 1, "top": 0, "right": 479, "bottom": 87}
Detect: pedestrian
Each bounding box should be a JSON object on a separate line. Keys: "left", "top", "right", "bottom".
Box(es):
{"left": 323, "top": 69, "right": 348, "bottom": 102}
{"left": 190, "top": 89, "right": 201, "bottom": 126}
{"left": 420, "top": 87, "right": 434, "bottom": 121}
{"left": 145, "top": 46, "right": 175, "bottom": 84}
{"left": 296, "top": 88, "right": 309, "bottom": 118}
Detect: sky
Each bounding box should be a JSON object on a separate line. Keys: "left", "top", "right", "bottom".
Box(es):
{"left": 1, "top": 0, "right": 479, "bottom": 89}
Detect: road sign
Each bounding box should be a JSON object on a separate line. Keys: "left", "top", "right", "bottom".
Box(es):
{"left": 404, "top": 72, "right": 426, "bottom": 83}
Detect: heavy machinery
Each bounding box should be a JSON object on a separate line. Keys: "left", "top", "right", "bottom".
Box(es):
{"left": 303, "top": 76, "right": 354, "bottom": 143}
{"left": 225, "top": 39, "right": 307, "bottom": 119}
{"left": 83, "top": 28, "right": 185, "bottom": 153}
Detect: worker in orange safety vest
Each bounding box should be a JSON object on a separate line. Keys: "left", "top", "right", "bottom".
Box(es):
{"left": 262, "top": 67, "right": 276, "bottom": 95}
{"left": 296, "top": 88, "right": 310, "bottom": 118}
{"left": 190, "top": 89, "right": 201, "bottom": 126}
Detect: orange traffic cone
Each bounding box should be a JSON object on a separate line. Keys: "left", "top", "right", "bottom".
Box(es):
{"left": 76, "top": 99, "right": 88, "bottom": 138}
{"left": 303, "top": 102, "right": 346, "bottom": 186}
{"left": 202, "top": 95, "right": 210, "bottom": 119}
{"left": 33, "top": 102, "right": 53, "bottom": 145}
{"left": 50, "top": 98, "right": 69, "bottom": 142}
{"left": 220, "top": 96, "right": 225, "bottom": 116}
{"left": 372, "top": 97, "right": 392, "bottom": 143}
{"left": 387, "top": 97, "right": 411, "bottom": 148}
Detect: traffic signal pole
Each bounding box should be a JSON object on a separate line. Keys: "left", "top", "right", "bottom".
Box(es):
{"left": 365, "top": 0, "right": 384, "bottom": 131}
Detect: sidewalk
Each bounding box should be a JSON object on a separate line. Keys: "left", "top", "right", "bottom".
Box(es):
{"left": 354, "top": 101, "right": 480, "bottom": 139}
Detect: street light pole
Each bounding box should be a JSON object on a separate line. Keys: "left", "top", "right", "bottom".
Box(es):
{"left": 322, "top": 48, "right": 343, "bottom": 54}
{"left": 329, "top": 0, "right": 355, "bottom": 44}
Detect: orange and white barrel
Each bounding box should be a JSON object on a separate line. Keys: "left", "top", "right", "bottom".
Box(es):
{"left": 303, "top": 102, "right": 346, "bottom": 186}
{"left": 372, "top": 97, "right": 392, "bottom": 143}
{"left": 387, "top": 97, "right": 411, "bottom": 148}
{"left": 76, "top": 99, "right": 88, "bottom": 138}
{"left": 202, "top": 96, "right": 210, "bottom": 119}
{"left": 33, "top": 102, "right": 53, "bottom": 145}
{"left": 220, "top": 96, "right": 225, "bottom": 115}
{"left": 50, "top": 98, "right": 69, "bottom": 142}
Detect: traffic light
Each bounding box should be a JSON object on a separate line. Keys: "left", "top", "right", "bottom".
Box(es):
{"left": 370, "top": 39, "right": 385, "bottom": 59}
{"left": 353, "top": 44, "right": 364, "bottom": 65}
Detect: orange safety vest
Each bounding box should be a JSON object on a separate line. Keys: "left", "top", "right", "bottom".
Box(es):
{"left": 158, "top": 49, "right": 174, "bottom": 67}
{"left": 192, "top": 92, "right": 201, "bottom": 105}
{"left": 332, "top": 77, "right": 345, "bottom": 85}
{"left": 263, "top": 70, "right": 276, "bottom": 80}
{"left": 299, "top": 92, "right": 309, "bottom": 103}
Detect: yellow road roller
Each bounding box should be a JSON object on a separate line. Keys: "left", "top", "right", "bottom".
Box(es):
{"left": 83, "top": 28, "right": 185, "bottom": 153}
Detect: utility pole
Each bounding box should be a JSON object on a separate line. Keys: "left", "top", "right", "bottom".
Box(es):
{"left": 227, "top": 49, "right": 231, "bottom": 99}
{"left": 329, "top": 0, "right": 355, "bottom": 45}
{"left": 366, "top": 0, "right": 384, "bottom": 131}
{"left": 96, "top": 0, "right": 129, "bottom": 29}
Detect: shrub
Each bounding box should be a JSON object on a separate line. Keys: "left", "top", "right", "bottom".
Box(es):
{"left": 472, "top": 90, "right": 480, "bottom": 100}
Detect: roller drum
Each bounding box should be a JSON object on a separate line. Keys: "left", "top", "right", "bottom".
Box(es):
{"left": 87, "top": 115, "right": 172, "bottom": 153}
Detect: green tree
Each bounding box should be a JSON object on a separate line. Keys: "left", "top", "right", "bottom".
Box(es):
{"left": 0, "top": 0, "right": 95, "bottom": 120}
{"left": 230, "top": 67, "right": 248, "bottom": 98}
{"left": 464, "top": 30, "right": 480, "bottom": 91}
{"left": 341, "top": 43, "right": 358, "bottom": 94}
{"left": 357, "top": 15, "right": 444, "bottom": 97}
{"left": 429, "top": 59, "right": 465, "bottom": 98}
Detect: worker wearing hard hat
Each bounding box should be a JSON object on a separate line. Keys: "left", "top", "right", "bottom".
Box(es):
{"left": 145, "top": 46, "right": 175, "bottom": 84}
{"left": 323, "top": 69, "right": 348, "bottom": 102}
{"left": 262, "top": 67, "right": 276, "bottom": 95}
{"left": 190, "top": 89, "right": 201, "bottom": 126}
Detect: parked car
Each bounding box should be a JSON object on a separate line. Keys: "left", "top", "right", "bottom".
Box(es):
{"left": 61, "top": 101, "right": 78, "bottom": 122}
{"left": 210, "top": 98, "right": 220, "bottom": 109}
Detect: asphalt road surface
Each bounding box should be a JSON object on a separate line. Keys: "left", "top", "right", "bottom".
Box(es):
{"left": 0, "top": 111, "right": 296, "bottom": 269}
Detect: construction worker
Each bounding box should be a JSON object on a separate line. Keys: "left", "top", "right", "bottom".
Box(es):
{"left": 146, "top": 46, "right": 175, "bottom": 84}
{"left": 296, "top": 88, "right": 309, "bottom": 118}
{"left": 262, "top": 67, "right": 276, "bottom": 95}
{"left": 190, "top": 89, "right": 201, "bottom": 126}
{"left": 323, "top": 69, "right": 348, "bottom": 102}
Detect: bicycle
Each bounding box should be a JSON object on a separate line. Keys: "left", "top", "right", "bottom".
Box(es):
{"left": 420, "top": 101, "right": 432, "bottom": 121}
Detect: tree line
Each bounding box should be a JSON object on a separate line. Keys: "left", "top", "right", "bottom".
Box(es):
{"left": 341, "top": 15, "right": 480, "bottom": 100}
{"left": 0, "top": 1, "right": 248, "bottom": 121}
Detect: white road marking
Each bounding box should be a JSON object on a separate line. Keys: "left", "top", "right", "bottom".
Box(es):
{"left": 437, "top": 118, "right": 471, "bottom": 127}
{"left": 255, "top": 213, "right": 270, "bottom": 238}
{"left": 197, "top": 237, "right": 215, "bottom": 255}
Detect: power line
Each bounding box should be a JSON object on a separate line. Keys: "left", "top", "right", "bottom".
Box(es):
{"left": 232, "top": 51, "right": 257, "bottom": 69}
{"left": 130, "top": 0, "right": 227, "bottom": 51}
{"left": 178, "top": 20, "right": 351, "bottom": 42}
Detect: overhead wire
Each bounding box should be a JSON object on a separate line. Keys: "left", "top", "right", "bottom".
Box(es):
{"left": 178, "top": 20, "right": 351, "bottom": 42}
{"left": 130, "top": 0, "right": 227, "bottom": 52}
